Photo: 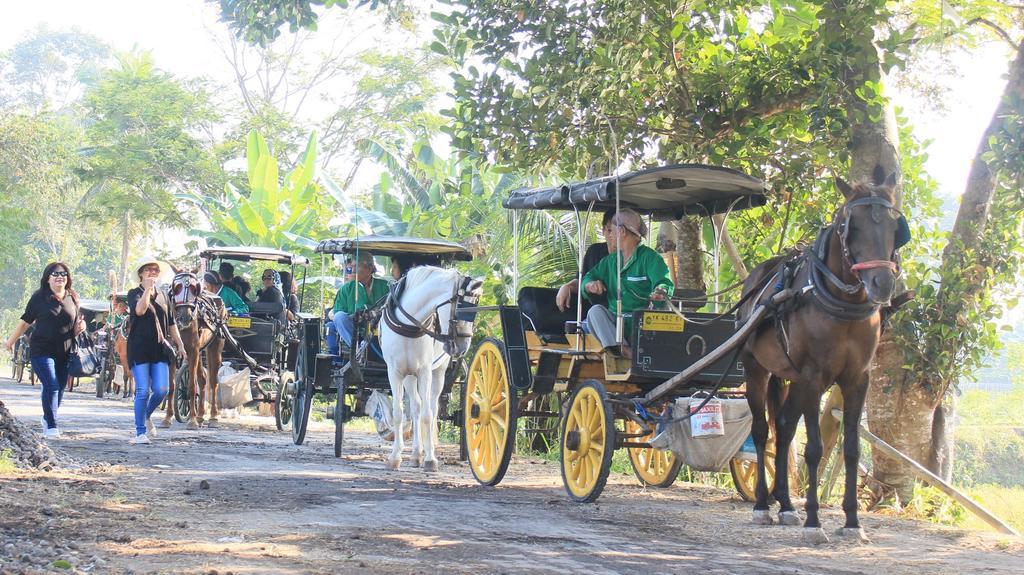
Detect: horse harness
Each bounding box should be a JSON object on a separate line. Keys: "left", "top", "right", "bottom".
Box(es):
{"left": 763, "top": 196, "right": 910, "bottom": 370}
{"left": 381, "top": 274, "right": 480, "bottom": 358}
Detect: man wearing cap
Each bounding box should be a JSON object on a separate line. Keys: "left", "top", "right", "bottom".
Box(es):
{"left": 329, "top": 251, "right": 389, "bottom": 352}
{"left": 581, "top": 208, "right": 674, "bottom": 359}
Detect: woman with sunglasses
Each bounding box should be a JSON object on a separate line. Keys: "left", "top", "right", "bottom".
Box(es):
{"left": 255, "top": 269, "right": 285, "bottom": 305}
{"left": 4, "top": 262, "right": 86, "bottom": 438}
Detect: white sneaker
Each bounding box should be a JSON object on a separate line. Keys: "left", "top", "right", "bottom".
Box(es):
{"left": 129, "top": 434, "right": 151, "bottom": 445}
{"left": 43, "top": 427, "right": 61, "bottom": 439}
{"left": 146, "top": 418, "right": 157, "bottom": 438}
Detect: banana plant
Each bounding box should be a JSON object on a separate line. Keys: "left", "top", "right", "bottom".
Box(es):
{"left": 182, "top": 130, "right": 329, "bottom": 252}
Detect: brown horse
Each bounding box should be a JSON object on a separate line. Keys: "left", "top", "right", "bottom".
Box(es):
{"left": 739, "top": 166, "right": 905, "bottom": 542}
{"left": 160, "top": 272, "right": 226, "bottom": 429}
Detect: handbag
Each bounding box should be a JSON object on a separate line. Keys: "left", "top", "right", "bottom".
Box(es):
{"left": 69, "top": 333, "right": 102, "bottom": 377}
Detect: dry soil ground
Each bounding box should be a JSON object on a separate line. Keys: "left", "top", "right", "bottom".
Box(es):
{"left": 1, "top": 378, "right": 1022, "bottom": 575}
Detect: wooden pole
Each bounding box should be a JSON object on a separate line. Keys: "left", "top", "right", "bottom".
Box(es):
{"left": 831, "top": 408, "right": 1019, "bottom": 536}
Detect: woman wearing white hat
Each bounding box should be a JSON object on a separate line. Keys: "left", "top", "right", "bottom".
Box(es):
{"left": 126, "top": 256, "right": 185, "bottom": 444}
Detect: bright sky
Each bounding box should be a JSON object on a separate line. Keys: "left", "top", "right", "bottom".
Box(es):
{"left": 2, "top": 1, "right": 1018, "bottom": 321}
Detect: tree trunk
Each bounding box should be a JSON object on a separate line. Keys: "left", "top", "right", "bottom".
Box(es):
{"left": 120, "top": 212, "right": 131, "bottom": 287}
{"left": 929, "top": 397, "right": 956, "bottom": 482}
{"left": 672, "top": 218, "right": 706, "bottom": 292}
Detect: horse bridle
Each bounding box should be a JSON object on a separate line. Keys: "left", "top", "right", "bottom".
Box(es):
{"left": 835, "top": 196, "right": 909, "bottom": 279}
{"left": 382, "top": 274, "right": 481, "bottom": 358}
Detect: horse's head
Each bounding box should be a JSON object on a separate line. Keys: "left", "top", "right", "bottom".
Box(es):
{"left": 834, "top": 166, "right": 909, "bottom": 306}
{"left": 169, "top": 272, "right": 202, "bottom": 328}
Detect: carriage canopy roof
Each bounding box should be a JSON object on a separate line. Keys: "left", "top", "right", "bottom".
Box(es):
{"left": 503, "top": 164, "right": 767, "bottom": 220}
{"left": 314, "top": 235, "right": 473, "bottom": 262}
{"left": 199, "top": 246, "right": 310, "bottom": 265}
{"left": 79, "top": 299, "right": 110, "bottom": 313}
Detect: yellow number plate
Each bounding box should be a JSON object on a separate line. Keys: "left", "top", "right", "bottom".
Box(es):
{"left": 640, "top": 312, "right": 684, "bottom": 332}
{"left": 227, "top": 316, "right": 252, "bottom": 329}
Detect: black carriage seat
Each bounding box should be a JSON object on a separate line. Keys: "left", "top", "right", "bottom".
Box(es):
{"left": 249, "top": 301, "right": 287, "bottom": 324}
{"left": 517, "top": 286, "right": 579, "bottom": 345}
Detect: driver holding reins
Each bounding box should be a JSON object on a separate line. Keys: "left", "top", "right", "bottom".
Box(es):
{"left": 582, "top": 208, "right": 674, "bottom": 359}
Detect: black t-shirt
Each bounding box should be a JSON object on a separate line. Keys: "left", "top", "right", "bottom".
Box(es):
{"left": 285, "top": 293, "right": 300, "bottom": 315}
{"left": 256, "top": 286, "right": 284, "bottom": 305}
{"left": 582, "top": 242, "right": 610, "bottom": 307}
{"left": 20, "top": 291, "right": 78, "bottom": 361}
{"left": 126, "top": 287, "right": 176, "bottom": 367}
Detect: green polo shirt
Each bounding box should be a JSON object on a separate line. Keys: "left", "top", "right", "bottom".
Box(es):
{"left": 332, "top": 277, "right": 390, "bottom": 315}
{"left": 217, "top": 285, "right": 249, "bottom": 315}
{"left": 582, "top": 244, "right": 674, "bottom": 333}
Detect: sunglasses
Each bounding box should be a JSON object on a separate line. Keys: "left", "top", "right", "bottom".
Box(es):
{"left": 262, "top": 275, "right": 274, "bottom": 281}
{"left": 50, "top": 271, "right": 69, "bottom": 278}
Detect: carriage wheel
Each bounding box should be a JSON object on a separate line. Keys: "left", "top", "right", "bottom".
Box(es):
{"left": 333, "top": 386, "right": 346, "bottom": 458}
{"left": 275, "top": 372, "right": 295, "bottom": 432}
{"left": 560, "top": 380, "right": 615, "bottom": 503}
{"left": 625, "top": 417, "right": 682, "bottom": 488}
{"left": 174, "top": 367, "right": 191, "bottom": 424}
{"left": 464, "top": 338, "right": 516, "bottom": 486}
{"left": 729, "top": 430, "right": 800, "bottom": 503}
{"left": 291, "top": 379, "right": 313, "bottom": 445}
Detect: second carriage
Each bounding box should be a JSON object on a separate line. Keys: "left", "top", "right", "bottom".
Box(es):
{"left": 175, "top": 246, "right": 309, "bottom": 430}
{"left": 289, "top": 235, "right": 474, "bottom": 457}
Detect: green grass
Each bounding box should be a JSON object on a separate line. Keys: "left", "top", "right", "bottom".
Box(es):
{"left": 964, "top": 484, "right": 1024, "bottom": 534}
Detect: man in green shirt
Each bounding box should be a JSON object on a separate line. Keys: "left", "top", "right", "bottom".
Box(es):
{"left": 203, "top": 271, "right": 250, "bottom": 315}
{"left": 330, "top": 250, "right": 389, "bottom": 350}
{"left": 582, "top": 208, "right": 674, "bottom": 358}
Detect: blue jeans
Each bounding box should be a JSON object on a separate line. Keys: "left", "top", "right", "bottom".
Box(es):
{"left": 326, "top": 319, "right": 340, "bottom": 356}
{"left": 30, "top": 356, "right": 67, "bottom": 430}
{"left": 331, "top": 312, "right": 382, "bottom": 359}
{"left": 132, "top": 362, "right": 169, "bottom": 436}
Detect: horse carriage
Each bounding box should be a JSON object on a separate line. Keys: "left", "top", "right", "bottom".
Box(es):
{"left": 91, "top": 292, "right": 132, "bottom": 398}
{"left": 458, "top": 164, "right": 769, "bottom": 501}
{"left": 9, "top": 326, "right": 32, "bottom": 384}
{"left": 288, "top": 235, "right": 476, "bottom": 459}
{"left": 168, "top": 246, "right": 308, "bottom": 430}
{"left": 459, "top": 161, "right": 905, "bottom": 542}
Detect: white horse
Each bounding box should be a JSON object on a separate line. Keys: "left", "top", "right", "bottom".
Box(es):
{"left": 379, "top": 266, "right": 482, "bottom": 472}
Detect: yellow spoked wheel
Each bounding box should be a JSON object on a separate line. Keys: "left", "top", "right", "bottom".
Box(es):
{"left": 729, "top": 430, "right": 800, "bottom": 503}
{"left": 625, "top": 416, "right": 682, "bottom": 488}
{"left": 464, "top": 338, "right": 516, "bottom": 486}
{"left": 560, "top": 380, "right": 615, "bottom": 503}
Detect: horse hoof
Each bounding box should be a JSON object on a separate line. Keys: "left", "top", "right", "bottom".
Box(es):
{"left": 423, "top": 460, "right": 439, "bottom": 473}
{"left": 206, "top": 420, "right": 219, "bottom": 429}
{"left": 802, "top": 527, "right": 830, "bottom": 546}
{"left": 835, "top": 527, "right": 870, "bottom": 544}
{"left": 410, "top": 458, "right": 422, "bottom": 468}
{"left": 186, "top": 420, "right": 200, "bottom": 430}
{"left": 778, "top": 511, "right": 802, "bottom": 526}
{"left": 386, "top": 458, "right": 401, "bottom": 471}
{"left": 157, "top": 418, "right": 172, "bottom": 429}
{"left": 752, "top": 509, "right": 774, "bottom": 525}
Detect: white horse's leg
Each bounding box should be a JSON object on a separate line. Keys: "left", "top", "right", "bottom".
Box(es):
{"left": 386, "top": 365, "right": 406, "bottom": 470}
{"left": 407, "top": 372, "right": 424, "bottom": 468}
{"left": 422, "top": 363, "right": 446, "bottom": 472}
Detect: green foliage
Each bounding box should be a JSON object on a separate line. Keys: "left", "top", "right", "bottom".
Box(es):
{"left": 0, "top": 26, "right": 110, "bottom": 111}
{"left": 0, "top": 448, "right": 15, "bottom": 474}
{"left": 215, "top": 0, "right": 413, "bottom": 46}
{"left": 188, "top": 131, "right": 328, "bottom": 251}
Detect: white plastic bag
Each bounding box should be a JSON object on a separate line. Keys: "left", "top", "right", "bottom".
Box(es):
{"left": 690, "top": 393, "right": 725, "bottom": 437}
{"left": 217, "top": 367, "right": 251, "bottom": 409}
{"left": 365, "top": 390, "right": 413, "bottom": 442}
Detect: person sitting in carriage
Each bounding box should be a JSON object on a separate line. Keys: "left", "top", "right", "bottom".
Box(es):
{"left": 581, "top": 208, "right": 673, "bottom": 359}
{"left": 327, "top": 250, "right": 389, "bottom": 355}
{"left": 202, "top": 271, "right": 249, "bottom": 316}
{"left": 389, "top": 253, "right": 442, "bottom": 281}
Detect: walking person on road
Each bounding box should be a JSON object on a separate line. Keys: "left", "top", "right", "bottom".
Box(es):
{"left": 126, "top": 257, "right": 185, "bottom": 445}
{"left": 4, "top": 262, "right": 86, "bottom": 438}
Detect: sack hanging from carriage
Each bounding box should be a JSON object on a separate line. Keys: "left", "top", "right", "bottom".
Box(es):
{"left": 365, "top": 390, "right": 413, "bottom": 442}
{"left": 217, "top": 365, "right": 252, "bottom": 410}
{"left": 650, "top": 396, "right": 752, "bottom": 472}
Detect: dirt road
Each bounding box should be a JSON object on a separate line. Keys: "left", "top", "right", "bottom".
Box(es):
{"left": 1, "top": 379, "right": 1021, "bottom": 574}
